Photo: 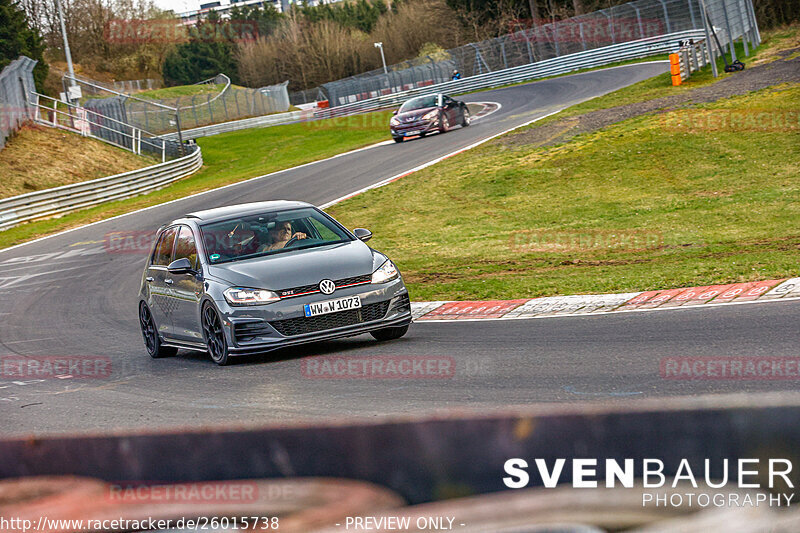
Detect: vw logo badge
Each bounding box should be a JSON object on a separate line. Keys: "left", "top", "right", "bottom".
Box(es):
{"left": 319, "top": 279, "right": 336, "bottom": 295}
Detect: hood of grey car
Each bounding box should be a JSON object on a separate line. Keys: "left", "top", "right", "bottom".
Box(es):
{"left": 205, "top": 240, "right": 376, "bottom": 291}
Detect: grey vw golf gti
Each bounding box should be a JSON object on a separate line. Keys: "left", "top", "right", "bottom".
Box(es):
{"left": 138, "top": 201, "right": 411, "bottom": 365}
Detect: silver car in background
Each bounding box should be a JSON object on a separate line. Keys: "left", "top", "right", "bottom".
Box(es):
{"left": 138, "top": 201, "right": 412, "bottom": 365}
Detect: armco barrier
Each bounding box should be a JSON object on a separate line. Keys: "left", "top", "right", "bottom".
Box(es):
{"left": 314, "top": 30, "right": 706, "bottom": 120}
{"left": 157, "top": 30, "right": 704, "bottom": 141}
{"left": 0, "top": 145, "right": 202, "bottom": 231}
{"left": 160, "top": 110, "right": 304, "bottom": 141}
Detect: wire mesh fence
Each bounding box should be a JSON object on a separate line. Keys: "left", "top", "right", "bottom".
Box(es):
{"left": 303, "top": 0, "right": 758, "bottom": 108}
{"left": 77, "top": 76, "right": 291, "bottom": 136}
{"left": 30, "top": 92, "right": 184, "bottom": 160}
{"left": 70, "top": 74, "right": 162, "bottom": 96}
{"left": 0, "top": 57, "right": 38, "bottom": 150}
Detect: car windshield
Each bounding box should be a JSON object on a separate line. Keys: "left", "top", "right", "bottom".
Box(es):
{"left": 200, "top": 207, "right": 353, "bottom": 264}
{"left": 399, "top": 95, "right": 438, "bottom": 112}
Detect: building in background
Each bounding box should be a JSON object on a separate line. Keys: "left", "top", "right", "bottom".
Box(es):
{"left": 178, "top": 0, "right": 340, "bottom": 24}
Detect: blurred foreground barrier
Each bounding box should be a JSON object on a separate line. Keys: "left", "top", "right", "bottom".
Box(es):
{"left": 1, "top": 393, "right": 799, "bottom": 506}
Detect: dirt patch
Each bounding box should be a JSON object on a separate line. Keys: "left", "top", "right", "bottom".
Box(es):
{"left": 500, "top": 50, "right": 800, "bottom": 149}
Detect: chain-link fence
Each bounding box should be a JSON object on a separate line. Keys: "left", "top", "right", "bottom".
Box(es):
{"left": 0, "top": 57, "right": 37, "bottom": 150}
{"left": 309, "top": 0, "right": 758, "bottom": 108}
{"left": 29, "top": 91, "right": 185, "bottom": 160}
{"left": 76, "top": 75, "right": 291, "bottom": 136}
{"left": 70, "top": 74, "right": 162, "bottom": 96}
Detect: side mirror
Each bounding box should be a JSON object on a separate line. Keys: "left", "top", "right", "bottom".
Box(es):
{"left": 353, "top": 228, "right": 372, "bottom": 242}
{"left": 392, "top": 109, "right": 398, "bottom": 115}
{"left": 167, "top": 257, "right": 193, "bottom": 274}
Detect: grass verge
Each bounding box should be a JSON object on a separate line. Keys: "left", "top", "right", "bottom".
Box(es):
{"left": 531, "top": 26, "right": 799, "bottom": 127}
{"left": 0, "top": 111, "right": 392, "bottom": 250}
{"left": 327, "top": 84, "right": 800, "bottom": 301}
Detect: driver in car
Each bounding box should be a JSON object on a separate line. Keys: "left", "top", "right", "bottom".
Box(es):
{"left": 260, "top": 221, "right": 307, "bottom": 251}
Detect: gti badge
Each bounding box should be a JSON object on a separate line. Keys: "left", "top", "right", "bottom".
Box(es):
{"left": 319, "top": 279, "right": 336, "bottom": 295}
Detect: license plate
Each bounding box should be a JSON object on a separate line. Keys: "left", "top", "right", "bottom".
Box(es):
{"left": 404, "top": 130, "right": 420, "bottom": 136}
{"left": 304, "top": 296, "right": 362, "bottom": 317}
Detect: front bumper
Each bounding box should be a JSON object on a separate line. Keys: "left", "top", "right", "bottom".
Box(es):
{"left": 390, "top": 118, "right": 439, "bottom": 137}
{"left": 214, "top": 277, "right": 411, "bottom": 355}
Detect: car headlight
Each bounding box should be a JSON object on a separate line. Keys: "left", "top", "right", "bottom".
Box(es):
{"left": 390, "top": 116, "right": 400, "bottom": 126}
{"left": 371, "top": 260, "right": 399, "bottom": 283}
{"left": 223, "top": 287, "right": 280, "bottom": 305}
{"left": 422, "top": 110, "right": 439, "bottom": 121}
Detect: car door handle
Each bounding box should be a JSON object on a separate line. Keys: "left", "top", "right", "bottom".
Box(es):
{"left": 164, "top": 279, "right": 174, "bottom": 285}
{"left": 146, "top": 277, "right": 154, "bottom": 282}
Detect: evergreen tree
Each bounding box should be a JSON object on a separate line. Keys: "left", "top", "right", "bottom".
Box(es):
{"left": 162, "top": 12, "right": 239, "bottom": 86}
{"left": 0, "top": 0, "right": 48, "bottom": 91}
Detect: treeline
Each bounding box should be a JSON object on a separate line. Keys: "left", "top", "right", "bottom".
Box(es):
{"left": 234, "top": 0, "right": 466, "bottom": 90}
{"left": 1, "top": 0, "right": 48, "bottom": 90}
{"left": 19, "top": 0, "right": 172, "bottom": 89}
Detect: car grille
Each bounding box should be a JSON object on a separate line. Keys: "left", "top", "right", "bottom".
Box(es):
{"left": 270, "top": 300, "right": 390, "bottom": 337}
{"left": 278, "top": 274, "right": 371, "bottom": 298}
{"left": 233, "top": 321, "right": 272, "bottom": 343}
{"left": 392, "top": 293, "right": 411, "bottom": 313}
{"left": 392, "top": 121, "right": 429, "bottom": 132}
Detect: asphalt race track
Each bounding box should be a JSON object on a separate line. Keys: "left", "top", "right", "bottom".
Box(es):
{"left": 4, "top": 62, "right": 799, "bottom": 437}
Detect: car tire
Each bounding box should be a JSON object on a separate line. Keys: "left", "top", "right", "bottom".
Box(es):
{"left": 393, "top": 136, "right": 403, "bottom": 143}
{"left": 139, "top": 303, "right": 177, "bottom": 359}
{"left": 202, "top": 303, "right": 230, "bottom": 366}
{"left": 439, "top": 113, "right": 450, "bottom": 133}
{"left": 370, "top": 325, "right": 409, "bottom": 341}
{"left": 462, "top": 108, "right": 470, "bottom": 127}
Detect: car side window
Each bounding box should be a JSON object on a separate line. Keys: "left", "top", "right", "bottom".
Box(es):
{"left": 174, "top": 226, "right": 199, "bottom": 271}
{"left": 152, "top": 227, "right": 178, "bottom": 267}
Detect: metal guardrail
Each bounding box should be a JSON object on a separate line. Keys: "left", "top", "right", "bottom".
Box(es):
{"left": 161, "top": 110, "right": 304, "bottom": 141}
{"left": 158, "top": 30, "right": 705, "bottom": 141}
{"left": 670, "top": 39, "right": 712, "bottom": 85}
{"left": 314, "top": 30, "right": 706, "bottom": 119}
{"left": 0, "top": 145, "right": 202, "bottom": 231}
{"left": 30, "top": 92, "right": 177, "bottom": 161}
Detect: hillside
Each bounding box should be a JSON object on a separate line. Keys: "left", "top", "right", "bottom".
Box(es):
{"left": 0, "top": 124, "right": 155, "bottom": 200}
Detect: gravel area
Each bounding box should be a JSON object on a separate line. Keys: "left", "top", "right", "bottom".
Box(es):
{"left": 500, "top": 48, "right": 800, "bottom": 149}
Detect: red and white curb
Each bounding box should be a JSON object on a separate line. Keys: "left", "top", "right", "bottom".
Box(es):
{"left": 411, "top": 278, "right": 800, "bottom": 321}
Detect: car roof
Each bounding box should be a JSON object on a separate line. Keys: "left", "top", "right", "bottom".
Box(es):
{"left": 179, "top": 200, "right": 314, "bottom": 224}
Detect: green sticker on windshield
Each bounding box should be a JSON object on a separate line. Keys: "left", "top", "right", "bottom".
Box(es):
{"left": 210, "top": 254, "right": 221, "bottom": 261}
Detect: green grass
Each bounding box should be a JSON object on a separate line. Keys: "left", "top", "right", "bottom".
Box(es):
{"left": 0, "top": 111, "right": 393, "bottom": 250}
{"left": 327, "top": 85, "right": 800, "bottom": 301}
{"left": 530, "top": 28, "right": 799, "bottom": 128}
{"left": 137, "top": 83, "right": 228, "bottom": 100}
